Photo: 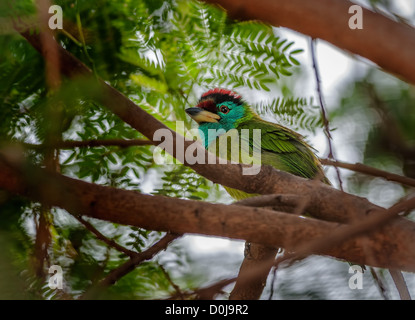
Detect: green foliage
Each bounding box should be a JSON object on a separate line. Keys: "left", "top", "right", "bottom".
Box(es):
{"left": 0, "top": 0, "right": 316, "bottom": 299}
{"left": 332, "top": 68, "right": 414, "bottom": 209}
{"left": 153, "top": 164, "right": 212, "bottom": 200}
{"left": 1, "top": 0, "right": 412, "bottom": 301}
{"left": 170, "top": 2, "right": 302, "bottom": 91}
{"left": 254, "top": 97, "right": 322, "bottom": 133}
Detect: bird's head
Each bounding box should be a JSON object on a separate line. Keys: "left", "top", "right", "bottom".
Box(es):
{"left": 185, "top": 89, "right": 252, "bottom": 131}
{"left": 185, "top": 89, "right": 255, "bottom": 147}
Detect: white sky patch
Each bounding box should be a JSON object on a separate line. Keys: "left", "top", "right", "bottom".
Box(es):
{"left": 277, "top": 28, "right": 372, "bottom": 172}
{"left": 184, "top": 235, "right": 244, "bottom": 254}
{"left": 278, "top": 28, "right": 368, "bottom": 108}
{"left": 391, "top": 0, "right": 415, "bottom": 16}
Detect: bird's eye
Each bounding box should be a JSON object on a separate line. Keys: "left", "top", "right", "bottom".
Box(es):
{"left": 219, "top": 105, "right": 229, "bottom": 114}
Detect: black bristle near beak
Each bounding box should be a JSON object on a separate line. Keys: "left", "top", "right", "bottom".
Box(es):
{"left": 185, "top": 107, "right": 202, "bottom": 116}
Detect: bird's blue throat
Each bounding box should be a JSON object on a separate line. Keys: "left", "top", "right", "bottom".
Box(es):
{"left": 197, "top": 102, "right": 252, "bottom": 148}
{"left": 198, "top": 122, "right": 226, "bottom": 148}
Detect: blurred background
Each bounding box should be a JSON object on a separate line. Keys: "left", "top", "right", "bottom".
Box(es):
{"left": 0, "top": 0, "right": 414, "bottom": 299}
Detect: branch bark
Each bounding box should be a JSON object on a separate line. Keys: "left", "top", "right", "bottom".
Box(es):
{"left": 2, "top": 155, "right": 415, "bottom": 272}
{"left": 24, "top": 136, "right": 415, "bottom": 188}
{"left": 228, "top": 195, "right": 306, "bottom": 300}
{"left": 204, "top": 0, "right": 415, "bottom": 85}
{"left": 229, "top": 244, "right": 277, "bottom": 300}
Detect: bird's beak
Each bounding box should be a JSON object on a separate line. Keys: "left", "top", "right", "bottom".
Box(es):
{"left": 185, "top": 107, "right": 220, "bottom": 123}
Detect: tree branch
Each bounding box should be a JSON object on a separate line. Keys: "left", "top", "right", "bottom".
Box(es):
{"left": 81, "top": 232, "right": 179, "bottom": 299}
{"left": 206, "top": 195, "right": 415, "bottom": 300}
{"left": 24, "top": 139, "right": 153, "bottom": 150}
{"left": 272, "top": 194, "right": 415, "bottom": 269}
{"left": 310, "top": 38, "right": 344, "bottom": 190}
{"left": 22, "top": 136, "right": 415, "bottom": 188}
{"left": 228, "top": 194, "right": 307, "bottom": 300}
{"left": 2, "top": 154, "right": 415, "bottom": 272}
{"left": 166, "top": 277, "right": 237, "bottom": 300}
{"left": 229, "top": 244, "right": 277, "bottom": 300}
{"left": 321, "top": 158, "right": 415, "bottom": 188}
{"left": 204, "top": 0, "right": 415, "bottom": 85}
{"left": 389, "top": 269, "right": 411, "bottom": 300}
{"left": 75, "top": 216, "right": 138, "bottom": 258}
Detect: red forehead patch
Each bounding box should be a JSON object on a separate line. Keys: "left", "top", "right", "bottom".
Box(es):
{"left": 201, "top": 88, "right": 241, "bottom": 100}
{"left": 195, "top": 99, "right": 217, "bottom": 113}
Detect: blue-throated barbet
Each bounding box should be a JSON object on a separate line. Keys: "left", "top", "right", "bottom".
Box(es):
{"left": 185, "top": 88, "right": 329, "bottom": 199}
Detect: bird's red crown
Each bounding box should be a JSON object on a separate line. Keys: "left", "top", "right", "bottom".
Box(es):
{"left": 196, "top": 88, "right": 243, "bottom": 113}
{"left": 201, "top": 88, "right": 241, "bottom": 100}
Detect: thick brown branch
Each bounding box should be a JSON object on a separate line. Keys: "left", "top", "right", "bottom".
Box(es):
{"left": 229, "top": 244, "right": 277, "bottom": 300}
{"left": 2, "top": 155, "right": 415, "bottom": 272}
{"left": 204, "top": 0, "right": 415, "bottom": 85}
{"left": 230, "top": 194, "right": 304, "bottom": 300}
{"left": 273, "top": 195, "right": 415, "bottom": 268}
{"left": 30, "top": 138, "right": 415, "bottom": 190}
{"left": 213, "top": 196, "right": 415, "bottom": 300}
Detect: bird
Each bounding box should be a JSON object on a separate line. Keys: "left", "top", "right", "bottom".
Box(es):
{"left": 185, "top": 88, "right": 329, "bottom": 200}
{"left": 185, "top": 89, "right": 356, "bottom": 290}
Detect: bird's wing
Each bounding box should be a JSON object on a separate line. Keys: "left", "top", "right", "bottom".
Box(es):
{"left": 239, "top": 119, "right": 326, "bottom": 180}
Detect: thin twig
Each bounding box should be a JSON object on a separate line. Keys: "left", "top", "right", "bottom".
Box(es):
{"left": 267, "top": 250, "right": 288, "bottom": 300}
{"left": 166, "top": 277, "right": 237, "bottom": 300}
{"left": 80, "top": 232, "right": 180, "bottom": 299}
{"left": 158, "top": 263, "right": 185, "bottom": 299}
{"left": 23, "top": 138, "right": 153, "bottom": 150}
{"left": 321, "top": 158, "right": 415, "bottom": 188}
{"left": 310, "top": 38, "right": 344, "bottom": 191}
{"left": 34, "top": 0, "right": 62, "bottom": 281}
{"left": 195, "top": 278, "right": 237, "bottom": 300}
{"left": 368, "top": 267, "right": 389, "bottom": 300}
{"left": 99, "top": 233, "right": 179, "bottom": 287}
{"left": 309, "top": 39, "right": 404, "bottom": 300}
{"left": 267, "top": 267, "right": 277, "bottom": 300}
{"left": 76, "top": 216, "right": 137, "bottom": 257}
{"left": 389, "top": 269, "right": 411, "bottom": 300}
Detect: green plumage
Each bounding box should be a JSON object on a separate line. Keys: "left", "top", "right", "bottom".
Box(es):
{"left": 239, "top": 117, "right": 324, "bottom": 179}
{"left": 186, "top": 89, "right": 328, "bottom": 200}
{"left": 222, "top": 117, "right": 328, "bottom": 199}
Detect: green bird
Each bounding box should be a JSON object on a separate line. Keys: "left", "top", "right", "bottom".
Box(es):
{"left": 185, "top": 90, "right": 363, "bottom": 277}
{"left": 185, "top": 88, "right": 329, "bottom": 199}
